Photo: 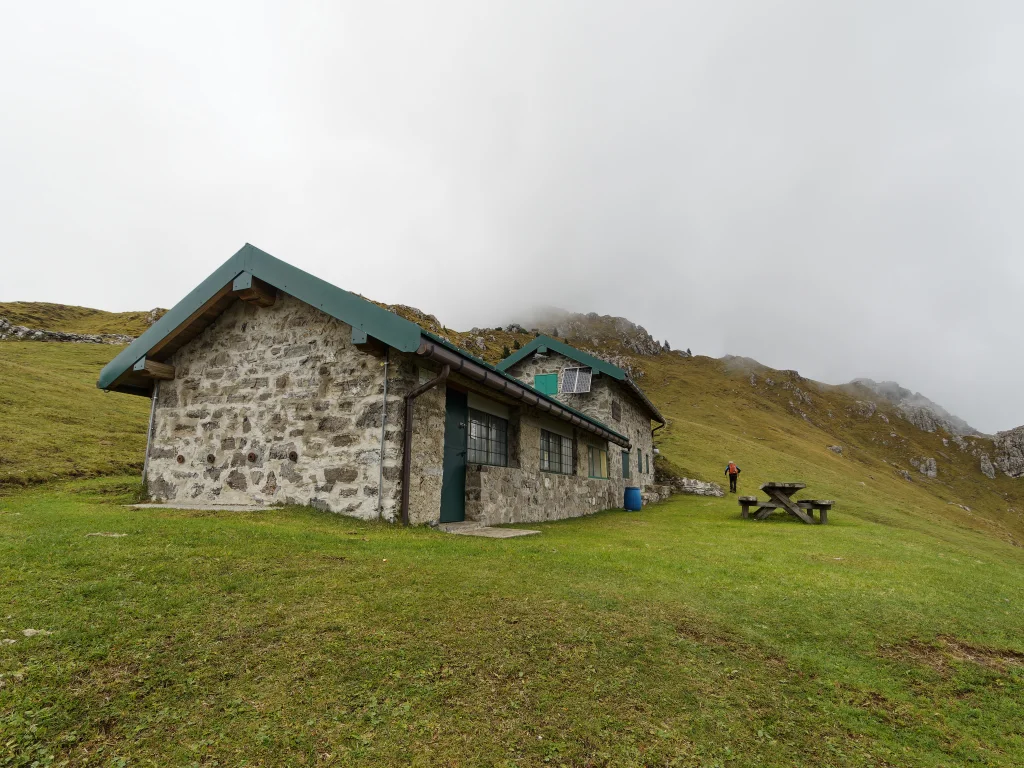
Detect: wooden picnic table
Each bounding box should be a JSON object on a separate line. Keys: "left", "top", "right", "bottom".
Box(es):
{"left": 738, "top": 482, "right": 833, "bottom": 524}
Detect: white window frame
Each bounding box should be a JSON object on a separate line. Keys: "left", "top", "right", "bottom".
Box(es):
{"left": 560, "top": 366, "right": 592, "bottom": 394}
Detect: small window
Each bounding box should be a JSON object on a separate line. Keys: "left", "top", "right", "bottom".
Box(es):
{"left": 622, "top": 449, "right": 631, "bottom": 479}
{"left": 560, "top": 367, "right": 592, "bottom": 394}
{"left": 611, "top": 400, "right": 621, "bottom": 422}
{"left": 587, "top": 446, "right": 609, "bottom": 479}
{"left": 637, "top": 449, "right": 642, "bottom": 473}
{"left": 467, "top": 408, "right": 508, "bottom": 467}
{"left": 534, "top": 373, "right": 558, "bottom": 395}
{"left": 540, "top": 429, "right": 574, "bottom": 475}
{"left": 645, "top": 453, "right": 650, "bottom": 474}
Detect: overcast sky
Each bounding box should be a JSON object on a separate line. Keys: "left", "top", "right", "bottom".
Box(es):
{"left": 2, "top": 2, "right": 1022, "bottom": 433}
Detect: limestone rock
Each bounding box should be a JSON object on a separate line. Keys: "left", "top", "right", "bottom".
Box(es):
{"left": 992, "top": 426, "right": 1024, "bottom": 478}
{"left": 827, "top": 445, "right": 843, "bottom": 455}
{"left": 918, "top": 457, "right": 937, "bottom": 479}
{"left": 670, "top": 477, "right": 725, "bottom": 497}
{"left": 855, "top": 401, "right": 877, "bottom": 419}
{"left": 0, "top": 316, "right": 134, "bottom": 345}
{"left": 980, "top": 454, "right": 997, "bottom": 480}
{"left": 849, "top": 378, "right": 980, "bottom": 436}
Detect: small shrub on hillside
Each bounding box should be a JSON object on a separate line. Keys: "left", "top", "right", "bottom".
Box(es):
{"left": 502, "top": 345, "right": 511, "bottom": 357}
{"left": 512, "top": 339, "right": 521, "bottom": 350}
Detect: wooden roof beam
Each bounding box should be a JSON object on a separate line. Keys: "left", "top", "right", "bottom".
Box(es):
{"left": 233, "top": 272, "right": 276, "bottom": 307}
{"left": 133, "top": 357, "right": 175, "bottom": 381}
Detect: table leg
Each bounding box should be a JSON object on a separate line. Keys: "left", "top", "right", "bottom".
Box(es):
{"left": 767, "top": 489, "right": 814, "bottom": 524}
{"left": 819, "top": 508, "right": 828, "bottom": 525}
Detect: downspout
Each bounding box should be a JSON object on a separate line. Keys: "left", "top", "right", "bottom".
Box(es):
{"left": 142, "top": 380, "right": 159, "bottom": 495}
{"left": 376, "top": 348, "right": 390, "bottom": 520}
{"left": 400, "top": 364, "right": 450, "bottom": 526}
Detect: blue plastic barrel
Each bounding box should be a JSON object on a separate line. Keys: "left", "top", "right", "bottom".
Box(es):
{"left": 624, "top": 487, "right": 642, "bottom": 511}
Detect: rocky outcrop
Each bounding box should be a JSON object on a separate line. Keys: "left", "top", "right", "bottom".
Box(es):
{"left": 918, "top": 457, "right": 938, "bottom": 479}
{"left": 849, "top": 378, "right": 980, "bottom": 436}
{"left": 854, "top": 401, "right": 877, "bottom": 419}
{"left": 644, "top": 477, "right": 725, "bottom": 503}
{"left": 827, "top": 445, "right": 843, "bottom": 455}
{"left": 993, "top": 426, "right": 1024, "bottom": 478}
{"left": 526, "top": 309, "right": 671, "bottom": 357}
{"left": 980, "top": 454, "right": 997, "bottom": 480}
{"left": 0, "top": 316, "right": 134, "bottom": 345}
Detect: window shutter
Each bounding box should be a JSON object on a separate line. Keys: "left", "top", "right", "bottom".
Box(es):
{"left": 534, "top": 373, "right": 558, "bottom": 395}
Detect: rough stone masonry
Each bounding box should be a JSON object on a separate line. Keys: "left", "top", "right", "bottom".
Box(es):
{"left": 144, "top": 292, "right": 658, "bottom": 526}
{"left": 146, "top": 294, "right": 437, "bottom": 521}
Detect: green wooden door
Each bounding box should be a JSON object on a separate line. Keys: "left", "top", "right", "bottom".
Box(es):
{"left": 439, "top": 389, "right": 467, "bottom": 523}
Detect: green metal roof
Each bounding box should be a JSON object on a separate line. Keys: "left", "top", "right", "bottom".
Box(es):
{"left": 420, "top": 331, "right": 630, "bottom": 444}
{"left": 97, "top": 243, "right": 656, "bottom": 435}
{"left": 97, "top": 243, "right": 423, "bottom": 393}
{"left": 496, "top": 335, "right": 628, "bottom": 379}
{"left": 495, "top": 334, "right": 665, "bottom": 424}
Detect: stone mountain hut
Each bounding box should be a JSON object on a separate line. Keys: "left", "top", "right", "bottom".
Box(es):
{"left": 98, "top": 245, "right": 666, "bottom": 526}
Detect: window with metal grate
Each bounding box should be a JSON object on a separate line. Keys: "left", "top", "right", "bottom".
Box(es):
{"left": 467, "top": 408, "right": 508, "bottom": 467}
{"left": 540, "top": 430, "right": 575, "bottom": 474}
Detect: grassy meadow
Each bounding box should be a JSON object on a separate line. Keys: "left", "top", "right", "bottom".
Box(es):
{"left": 1, "top": 322, "right": 1023, "bottom": 765}
{"left": 2, "top": 477, "right": 1023, "bottom": 767}
{"left": 0, "top": 303, "right": 162, "bottom": 337}
{"left": 0, "top": 343, "right": 150, "bottom": 486}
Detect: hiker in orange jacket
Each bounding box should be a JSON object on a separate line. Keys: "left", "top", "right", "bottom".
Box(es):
{"left": 725, "top": 461, "right": 741, "bottom": 493}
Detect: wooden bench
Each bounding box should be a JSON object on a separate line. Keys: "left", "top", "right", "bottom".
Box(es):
{"left": 739, "top": 496, "right": 778, "bottom": 519}
{"left": 797, "top": 499, "right": 834, "bottom": 524}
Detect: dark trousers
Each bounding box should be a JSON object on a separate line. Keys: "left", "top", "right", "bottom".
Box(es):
{"left": 729, "top": 474, "right": 738, "bottom": 492}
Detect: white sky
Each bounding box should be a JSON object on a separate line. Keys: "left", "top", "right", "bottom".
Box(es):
{"left": 2, "top": 1, "right": 1022, "bottom": 433}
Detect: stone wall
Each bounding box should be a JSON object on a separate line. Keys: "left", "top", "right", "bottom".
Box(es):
{"left": 0, "top": 316, "right": 134, "bottom": 344}
{"left": 403, "top": 357, "right": 446, "bottom": 525}
{"left": 466, "top": 464, "right": 622, "bottom": 525}
{"left": 144, "top": 293, "right": 661, "bottom": 526}
{"left": 147, "top": 293, "right": 414, "bottom": 520}
{"left": 502, "top": 349, "right": 656, "bottom": 489}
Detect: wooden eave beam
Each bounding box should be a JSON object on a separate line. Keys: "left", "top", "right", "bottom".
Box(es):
{"left": 133, "top": 357, "right": 175, "bottom": 380}
{"left": 144, "top": 282, "right": 237, "bottom": 364}
{"left": 233, "top": 272, "right": 277, "bottom": 307}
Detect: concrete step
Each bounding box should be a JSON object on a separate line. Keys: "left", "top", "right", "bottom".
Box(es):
{"left": 438, "top": 521, "right": 540, "bottom": 538}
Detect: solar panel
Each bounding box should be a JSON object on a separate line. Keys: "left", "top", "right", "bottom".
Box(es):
{"left": 560, "top": 367, "right": 592, "bottom": 394}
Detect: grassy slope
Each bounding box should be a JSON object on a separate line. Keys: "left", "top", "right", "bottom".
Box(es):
{"left": 636, "top": 354, "right": 1023, "bottom": 546}
{"left": 0, "top": 343, "right": 150, "bottom": 486}
{"left": 1, "top": 478, "right": 1022, "bottom": 766}
{"left": 1, "top": 305, "right": 1023, "bottom": 764}
{"left": 0, "top": 302, "right": 162, "bottom": 336}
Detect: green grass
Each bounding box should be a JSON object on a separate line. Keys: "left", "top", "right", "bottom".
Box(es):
{"left": 639, "top": 354, "right": 1024, "bottom": 545}
{"left": 3, "top": 309, "right": 1024, "bottom": 765}
{"left": 0, "top": 303, "right": 162, "bottom": 337}
{"left": 1, "top": 477, "right": 1022, "bottom": 766}
{"left": 0, "top": 343, "right": 150, "bottom": 486}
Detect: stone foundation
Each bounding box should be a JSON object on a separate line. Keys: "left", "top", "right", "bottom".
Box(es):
{"left": 466, "top": 465, "right": 623, "bottom": 525}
